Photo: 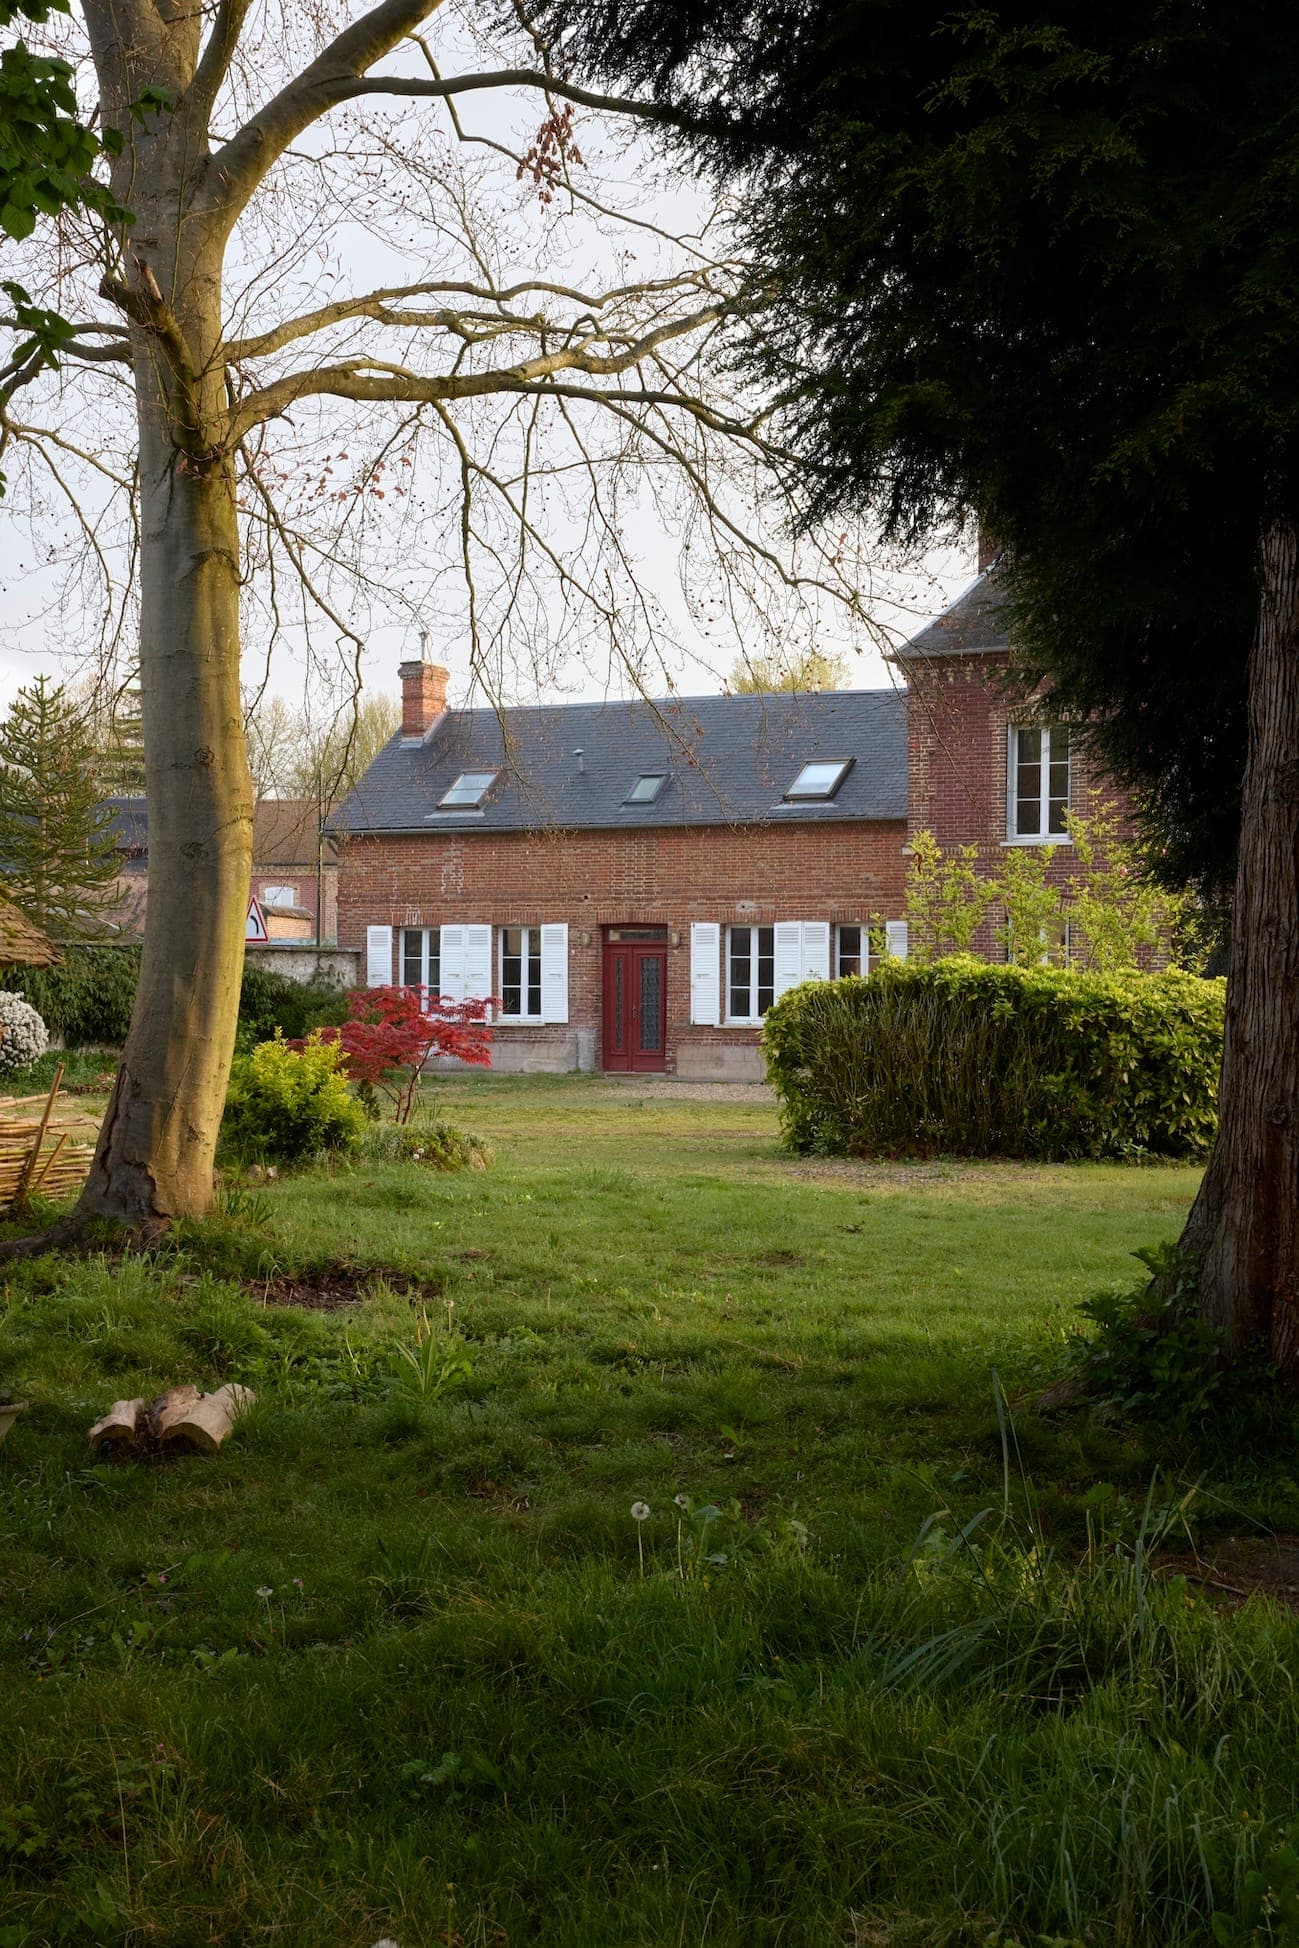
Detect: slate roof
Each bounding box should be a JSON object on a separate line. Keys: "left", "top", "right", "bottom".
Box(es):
{"left": 331, "top": 687, "right": 909, "bottom": 837}
{"left": 98, "top": 795, "right": 339, "bottom": 867}
{"left": 891, "top": 569, "right": 1009, "bottom": 660}
{"left": 102, "top": 795, "right": 148, "bottom": 862}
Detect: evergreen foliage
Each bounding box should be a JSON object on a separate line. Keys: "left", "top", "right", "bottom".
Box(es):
{"left": 17, "top": 944, "right": 345, "bottom": 1050}
{"left": 538, "top": 0, "right": 1299, "bottom": 894}
{"left": 0, "top": 676, "right": 122, "bottom": 937}
{"left": 761, "top": 959, "right": 1225, "bottom": 1161}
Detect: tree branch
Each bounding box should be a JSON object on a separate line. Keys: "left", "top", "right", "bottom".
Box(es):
{"left": 230, "top": 299, "right": 738, "bottom": 437}
{"left": 204, "top": 0, "right": 444, "bottom": 223}
{"left": 222, "top": 272, "right": 715, "bottom": 364}
{"left": 186, "top": 0, "right": 255, "bottom": 134}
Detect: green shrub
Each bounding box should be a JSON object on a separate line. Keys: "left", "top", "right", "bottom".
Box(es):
{"left": 16, "top": 944, "right": 140, "bottom": 1045}
{"left": 221, "top": 1032, "right": 367, "bottom": 1164}
{"left": 761, "top": 956, "right": 1225, "bottom": 1161}
{"left": 235, "top": 965, "right": 347, "bottom": 1050}
{"left": 359, "top": 1119, "right": 493, "bottom": 1171}
{"left": 11, "top": 945, "right": 347, "bottom": 1051}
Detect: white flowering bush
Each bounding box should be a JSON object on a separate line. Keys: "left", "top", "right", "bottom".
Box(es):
{"left": 0, "top": 992, "right": 49, "bottom": 1072}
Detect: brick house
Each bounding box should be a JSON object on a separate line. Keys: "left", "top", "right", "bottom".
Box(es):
{"left": 333, "top": 565, "right": 1126, "bottom": 1080}
{"left": 102, "top": 797, "right": 339, "bottom": 945}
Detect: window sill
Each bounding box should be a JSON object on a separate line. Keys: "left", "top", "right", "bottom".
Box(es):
{"left": 1001, "top": 835, "right": 1073, "bottom": 848}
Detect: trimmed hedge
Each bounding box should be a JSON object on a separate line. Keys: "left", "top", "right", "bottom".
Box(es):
{"left": 761, "top": 956, "right": 1225, "bottom": 1161}
{"left": 9, "top": 944, "right": 346, "bottom": 1050}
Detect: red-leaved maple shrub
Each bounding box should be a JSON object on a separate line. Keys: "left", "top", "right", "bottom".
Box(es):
{"left": 304, "top": 987, "right": 493, "bottom": 1123}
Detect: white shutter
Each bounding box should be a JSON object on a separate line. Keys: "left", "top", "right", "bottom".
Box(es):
{"left": 690, "top": 923, "right": 720, "bottom": 1026}
{"left": 885, "top": 920, "right": 909, "bottom": 962}
{"left": 366, "top": 925, "right": 393, "bottom": 987}
{"left": 464, "top": 925, "right": 494, "bottom": 1008}
{"left": 439, "top": 924, "right": 467, "bottom": 1001}
{"left": 800, "top": 921, "right": 831, "bottom": 982}
{"left": 773, "top": 921, "right": 803, "bottom": 1000}
{"left": 540, "top": 923, "right": 569, "bottom": 1023}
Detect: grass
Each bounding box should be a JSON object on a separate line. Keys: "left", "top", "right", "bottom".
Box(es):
{"left": 1, "top": 1073, "right": 1297, "bottom": 1946}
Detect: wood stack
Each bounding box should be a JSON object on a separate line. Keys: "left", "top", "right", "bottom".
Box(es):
{"left": 0, "top": 1063, "right": 101, "bottom": 1212}
{"left": 88, "top": 1384, "right": 256, "bottom": 1458}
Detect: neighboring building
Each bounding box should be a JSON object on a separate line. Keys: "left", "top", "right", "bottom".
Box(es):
{"left": 249, "top": 799, "right": 339, "bottom": 944}
{"left": 0, "top": 892, "right": 58, "bottom": 970}
{"left": 331, "top": 574, "right": 1131, "bottom": 1080}
{"left": 100, "top": 797, "right": 339, "bottom": 945}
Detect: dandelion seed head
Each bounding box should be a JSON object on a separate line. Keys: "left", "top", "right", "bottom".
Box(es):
{"left": 630, "top": 1501, "right": 651, "bottom": 1522}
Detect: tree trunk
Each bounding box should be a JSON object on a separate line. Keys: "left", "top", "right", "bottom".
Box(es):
{"left": 74, "top": 83, "right": 252, "bottom": 1222}
{"left": 1181, "top": 515, "right": 1299, "bottom": 1377}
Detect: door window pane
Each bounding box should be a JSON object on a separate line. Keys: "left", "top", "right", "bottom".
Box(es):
{"left": 640, "top": 954, "right": 663, "bottom": 1051}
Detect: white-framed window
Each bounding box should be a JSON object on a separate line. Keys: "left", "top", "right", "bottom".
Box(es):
{"left": 835, "top": 923, "right": 867, "bottom": 978}
{"left": 402, "top": 926, "right": 441, "bottom": 1008}
{"left": 500, "top": 925, "right": 543, "bottom": 1019}
{"left": 1008, "top": 725, "right": 1071, "bottom": 840}
{"left": 262, "top": 883, "right": 297, "bottom": 907}
{"left": 727, "top": 924, "right": 776, "bottom": 1021}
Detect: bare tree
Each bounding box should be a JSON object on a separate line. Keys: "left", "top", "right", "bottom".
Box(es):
{"left": 0, "top": 1, "right": 881, "bottom": 1225}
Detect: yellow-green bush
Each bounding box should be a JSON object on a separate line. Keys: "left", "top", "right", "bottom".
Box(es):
{"left": 761, "top": 957, "right": 1225, "bottom": 1160}
{"left": 221, "top": 1032, "right": 367, "bottom": 1164}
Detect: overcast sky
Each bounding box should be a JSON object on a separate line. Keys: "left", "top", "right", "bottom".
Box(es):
{"left": 0, "top": 11, "right": 980, "bottom": 721}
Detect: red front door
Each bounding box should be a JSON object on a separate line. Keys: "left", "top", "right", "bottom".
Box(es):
{"left": 603, "top": 935, "right": 668, "bottom": 1072}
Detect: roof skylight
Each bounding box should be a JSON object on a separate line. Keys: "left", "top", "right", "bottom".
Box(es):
{"left": 784, "top": 758, "right": 854, "bottom": 802}
{"left": 624, "top": 773, "right": 667, "bottom": 805}
{"left": 438, "top": 770, "right": 498, "bottom": 809}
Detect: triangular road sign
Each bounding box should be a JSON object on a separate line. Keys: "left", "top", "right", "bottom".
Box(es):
{"left": 246, "top": 894, "right": 269, "bottom": 942}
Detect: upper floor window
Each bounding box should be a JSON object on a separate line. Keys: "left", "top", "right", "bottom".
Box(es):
{"left": 1009, "top": 726, "right": 1071, "bottom": 841}
{"left": 402, "top": 926, "right": 441, "bottom": 1008}
{"left": 438, "top": 770, "right": 497, "bottom": 809}
{"left": 262, "top": 883, "right": 298, "bottom": 907}
{"left": 784, "top": 758, "right": 853, "bottom": 802}
{"left": 624, "top": 773, "right": 666, "bottom": 805}
{"left": 500, "top": 925, "right": 543, "bottom": 1019}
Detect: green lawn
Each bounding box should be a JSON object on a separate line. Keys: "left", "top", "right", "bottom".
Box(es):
{"left": 1, "top": 1076, "right": 1294, "bottom": 1947}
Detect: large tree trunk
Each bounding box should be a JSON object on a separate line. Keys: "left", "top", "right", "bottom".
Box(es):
{"left": 1181, "top": 515, "right": 1299, "bottom": 1376}
{"left": 74, "top": 43, "right": 252, "bottom": 1223}
{"left": 79, "top": 443, "right": 250, "bottom": 1222}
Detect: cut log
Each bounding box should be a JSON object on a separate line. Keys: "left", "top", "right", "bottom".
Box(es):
{"left": 156, "top": 1383, "right": 255, "bottom": 1454}
{"left": 88, "top": 1398, "right": 146, "bottom": 1452}
{"left": 150, "top": 1385, "right": 203, "bottom": 1441}
{"left": 87, "top": 1384, "right": 256, "bottom": 1457}
{"left": 0, "top": 1400, "right": 28, "bottom": 1444}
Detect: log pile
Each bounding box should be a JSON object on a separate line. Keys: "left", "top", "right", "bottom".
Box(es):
{"left": 88, "top": 1384, "right": 256, "bottom": 1459}
{"left": 0, "top": 1064, "right": 101, "bottom": 1212}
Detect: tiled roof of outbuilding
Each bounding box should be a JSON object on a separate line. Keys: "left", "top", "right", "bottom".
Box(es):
{"left": 0, "top": 893, "right": 57, "bottom": 967}
{"left": 331, "top": 686, "right": 908, "bottom": 836}
{"left": 891, "top": 570, "right": 1009, "bottom": 660}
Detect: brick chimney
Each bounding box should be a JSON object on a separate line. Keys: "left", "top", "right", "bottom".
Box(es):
{"left": 399, "top": 656, "right": 449, "bottom": 740}
{"left": 977, "top": 526, "right": 1002, "bottom": 574}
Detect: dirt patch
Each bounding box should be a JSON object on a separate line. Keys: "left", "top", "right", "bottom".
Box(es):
{"left": 1157, "top": 1535, "right": 1299, "bottom": 1612}
{"left": 249, "top": 1264, "right": 441, "bottom": 1311}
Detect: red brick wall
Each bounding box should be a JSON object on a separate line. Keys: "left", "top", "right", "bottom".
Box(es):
{"left": 337, "top": 819, "right": 907, "bottom": 1074}
{"left": 904, "top": 650, "right": 1133, "bottom": 955}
